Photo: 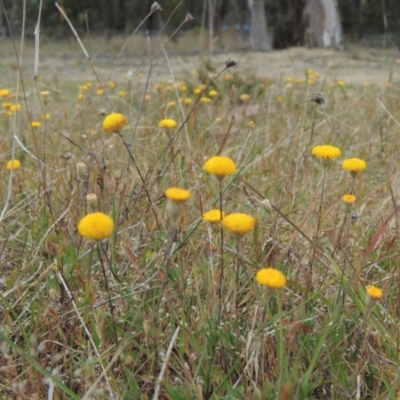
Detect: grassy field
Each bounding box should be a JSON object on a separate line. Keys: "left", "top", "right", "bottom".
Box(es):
{"left": 1, "top": 30, "right": 400, "bottom": 400}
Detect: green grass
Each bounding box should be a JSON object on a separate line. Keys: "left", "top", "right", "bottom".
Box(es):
{"left": 0, "top": 27, "right": 400, "bottom": 400}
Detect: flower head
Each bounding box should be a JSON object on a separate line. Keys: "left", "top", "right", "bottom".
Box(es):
{"left": 366, "top": 285, "right": 383, "bottom": 300}
{"left": 239, "top": 93, "right": 251, "bottom": 102}
{"left": 222, "top": 213, "right": 256, "bottom": 235}
{"left": 102, "top": 112, "right": 128, "bottom": 133}
{"left": 203, "top": 156, "right": 237, "bottom": 179}
{"left": 165, "top": 187, "right": 191, "bottom": 202}
{"left": 209, "top": 90, "right": 218, "bottom": 98}
{"left": 224, "top": 73, "right": 234, "bottom": 82}
{"left": 312, "top": 145, "right": 341, "bottom": 159}
{"left": 0, "top": 89, "right": 10, "bottom": 97}
{"left": 31, "top": 121, "right": 42, "bottom": 128}
{"left": 202, "top": 209, "right": 225, "bottom": 223}
{"left": 343, "top": 194, "right": 356, "bottom": 204}
{"left": 77, "top": 212, "right": 114, "bottom": 240}
{"left": 167, "top": 101, "right": 176, "bottom": 108}
{"left": 165, "top": 187, "right": 191, "bottom": 226}
{"left": 342, "top": 158, "right": 367, "bottom": 173}
{"left": 181, "top": 97, "right": 192, "bottom": 105}
{"left": 200, "top": 97, "right": 212, "bottom": 104}
{"left": 6, "top": 159, "right": 21, "bottom": 170}
{"left": 256, "top": 267, "right": 286, "bottom": 289}
{"left": 159, "top": 119, "right": 177, "bottom": 129}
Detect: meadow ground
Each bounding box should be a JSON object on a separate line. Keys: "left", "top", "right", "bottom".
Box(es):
{"left": 1, "top": 32, "right": 400, "bottom": 400}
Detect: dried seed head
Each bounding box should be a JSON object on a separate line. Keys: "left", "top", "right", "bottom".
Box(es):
{"left": 151, "top": 2, "right": 162, "bottom": 12}
{"left": 76, "top": 162, "right": 87, "bottom": 177}
{"left": 312, "top": 92, "right": 325, "bottom": 105}
{"left": 225, "top": 58, "right": 237, "bottom": 68}
{"left": 259, "top": 198, "right": 272, "bottom": 211}
{"left": 86, "top": 193, "right": 98, "bottom": 207}
{"left": 185, "top": 13, "right": 194, "bottom": 21}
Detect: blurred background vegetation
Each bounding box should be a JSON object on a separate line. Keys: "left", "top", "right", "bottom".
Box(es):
{"left": 0, "top": 0, "right": 399, "bottom": 48}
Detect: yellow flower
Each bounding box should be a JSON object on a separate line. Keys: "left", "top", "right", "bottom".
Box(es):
{"left": 342, "top": 158, "right": 367, "bottom": 173}
{"left": 77, "top": 212, "right": 114, "bottom": 241}
{"left": 0, "top": 89, "right": 10, "bottom": 97}
{"left": 239, "top": 93, "right": 251, "bottom": 102}
{"left": 209, "top": 90, "right": 218, "bottom": 97}
{"left": 167, "top": 101, "right": 176, "bottom": 108}
{"left": 155, "top": 83, "right": 165, "bottom": 92}
{"left": 31, "top": 121, "right": 41, "bottom": 128}
{"left": 77, "top": 93, "right": 84, "bottom": 100}
{"left": 165, "top": 187, "right": 191, "bottom": 202}
{"left": 42, "top": 113, "right": 51, "bottom": 120}
{"left": 159, "top": 119, "right": 177, "bottom": 129}
{"left": 256, "top": 267, "right": 286, "bottom": 289}
{"left": 2, "top": 102, "right": 12, "bottom": 109}
{"left": 312, "top": 145, "right": 341, "bottom": 159}
{"left": 202, "top": 209, "right": 225, "bottom": 223}
{"left": 200, "top": 97, "right": 212, "bottom": 103}
{"left": 366, "top": 285, "right": 383, "bottom": 300}
{"left": 9, "top": 104, "right": 21, "bottom": 112}
{"left": 222, "top": 213, "right": 256, "bottom": 235}
{"left": 193, "top": 87, "right": 203, "bottom": 95}
{"left": 285, "top": 77, "right": 292, "bottom": 82}
{"left": 165, "top": 187, "right": 191, "bottom": 226}
{"left": 224, "top": 73, "right": 234, "bottom": 81}
{"left": 107, "top": 81, "right": 116, "bottom": 88}
{"left": 6, "top": 159, "right": 21, "bottom": 170}
{"left": 144, "top": 94, "right": 152, "bottom": 101}
{"left": 102, "top": 112, "right": 128, "bottom": 133}
{"left": 203, "top": 156, "right": 237, "bottom": 179}
{"left": 248, "top": 121, "right": 255, "bottom": 128}
{"left": 96, "top": 88, "right": 104, "bottom": 95}
{"left": 40, "top": 91, "right": 50, "bottom": 97}
{"left": 342, "top": 194, "right": 356, "bottom": 204}
{"left": 337, "top": 80, "right": 345, "bottom": 87}
{"left": 119, "top": 90, "right": 127, "bottom": 97}
{"left": 81, "top": 85, "right": 88, "bottom": 91}
{"left": 181, "top": 97, "right": 193, "bottom": 105}
{"left": 178, "top": 83, "right": 187, "bottom": 92}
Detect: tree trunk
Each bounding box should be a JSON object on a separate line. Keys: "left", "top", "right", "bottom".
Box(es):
{"left": 248, "top": 0, "right": 270, "bottom": 51}
{"left": 273, "top": 0, "right": 306, "bottom": 49}
{"left": 305, "top": 0, "right": 343, "bottom": 50}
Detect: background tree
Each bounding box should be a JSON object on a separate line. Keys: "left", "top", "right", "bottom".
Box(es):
{"left": 304, "top": 0, "right": 344, "bottom": 50}
{"left": 272, "top": 0, "right": 306, "bottom": 49}
{"left": 248, "top": 0, "right": 270, "bottom": 51}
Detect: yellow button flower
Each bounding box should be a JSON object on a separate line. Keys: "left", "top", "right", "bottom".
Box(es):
{"left": 31, "top": 121, "right": 42, "bottom": 128}
{"left": 78, "top": 212, "right": 114, "bottom": 241}
{"left": 224, "top": 73, "right": 234, "bottom": 81}
{"left": 165, "top": 187, "right": 191, "bottom": 202}
{"left": 256, "top": 267, "right": 286, "bottom": 289}
{"left": 209, "top": 90, "right": 218, "bottom": 98}
{"left": 200, "top": 97, "right": 212, "bottom": 103}
{"left": 366, "top": 285, "right": 383, "bottom": 300}
{"left": 203, "top": 156, "right": 237, "bottom": 179}
{"left": 167, "top": 101, "right": 176, "bottom": 108}
{"left": 312, "top": 145, "right": 341, "bottom": 159}
{"left": 0, "top": 89, "right": 10, "bottom": 97}
{"left": 6, "top": 159, "right": 21, "bottom": 170}
{"left": 181, "top": 97, "right": 192, "bottom": 105}
{"left": 202, "top": 209, "right": 225, "bottom": 223}
{"left": 342, "top": 194, "right": 356, "bottom": 204}
{"left": 102, "top": 112, "right": 128, "bottom": 133}
{"left": 239, "top": 93, "right": 251, "bottom": 102}
{"left": 159, "top": 119, "right": 177, "bottom": 129}
{"left": 342, "top": 158, "right": 367, "bottom": 173}
{"left": 222, "top": 213, "right": 256, "bottom": 235}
